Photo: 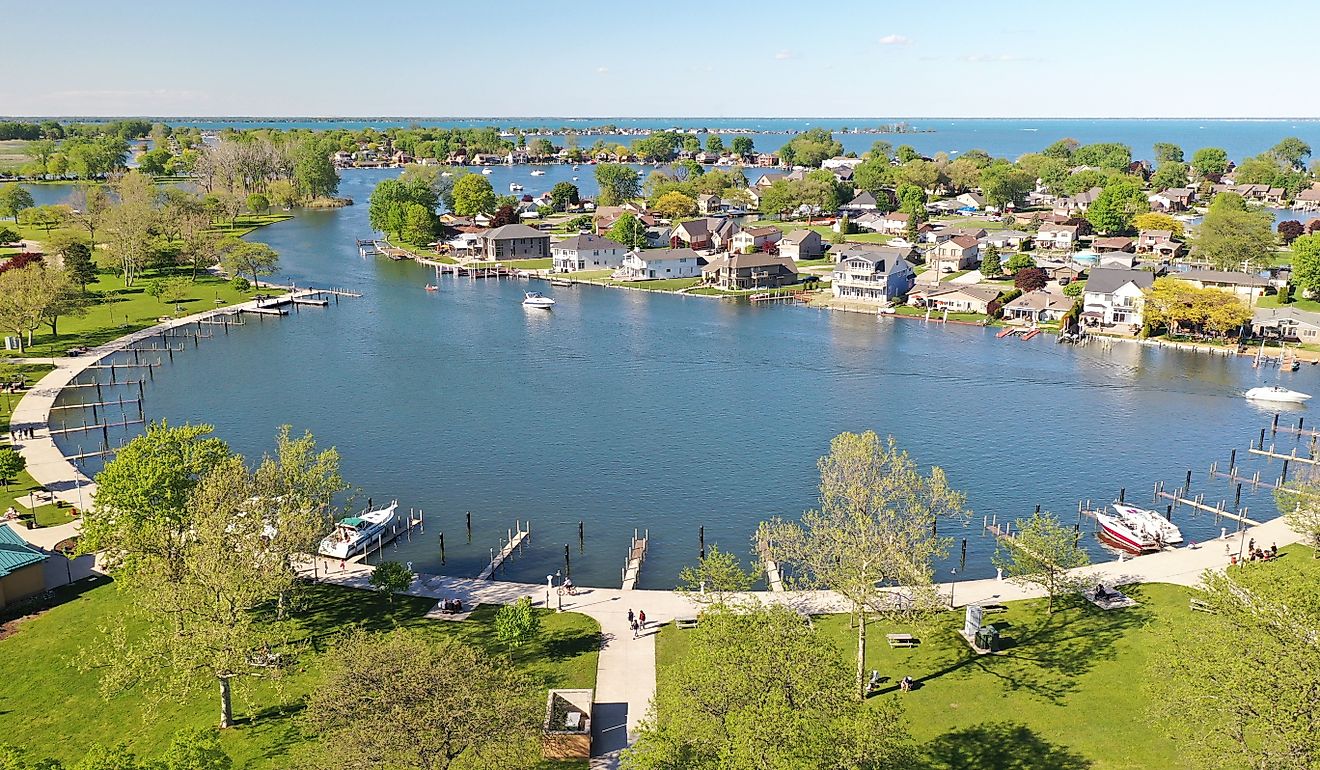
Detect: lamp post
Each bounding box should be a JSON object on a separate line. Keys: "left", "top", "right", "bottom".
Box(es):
{"left": 546, "top": 574, "right": 554, "bottom": 609}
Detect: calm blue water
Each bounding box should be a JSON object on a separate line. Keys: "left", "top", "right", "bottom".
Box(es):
{"left": 19, "top": 117, "right": 1320, "bottom": 161}
{"left": 42, "top": 170, "right": 1317, "bottom": 588}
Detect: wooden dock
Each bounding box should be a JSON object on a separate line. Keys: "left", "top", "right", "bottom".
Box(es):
{"left": 1155, "top": 491, "right": 1260, "bottom": 527}
{"left": 343, "top": 506, "right": 426, "bottom": 565}
{"left": 621, "top": 529, "right": 648, "bottom": 590}
{"left": 477, "top": 520, "right": 530, "bottom": 580}
{"left": 1248, "top": 445, "right": 1320, "bottom": 467}
{"left": 756, "top": 533, "right": 785, "bottom": 592}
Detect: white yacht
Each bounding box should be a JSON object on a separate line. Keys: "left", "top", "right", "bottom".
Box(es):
{"left": 1093, "top": 507, "right": 1159, "bottom": 552}
{"left": 1111, "top": 503, "right": 1183, "bottom": 545}
{"left": 481, "top": 167, "right": 493, "bottom": 175}
{"left": 522, "top": 291, "right": 555, "bottom": 309}
{"left": 1245, "top": 385, "right": 1311, "bottom": 403}
{"left": 509, "top": 182, "right": 524, "bottom": 191}
{"left": 318, "top": 501, "right": 398, "bottom": 559}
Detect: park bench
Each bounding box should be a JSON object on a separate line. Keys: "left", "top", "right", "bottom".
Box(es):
{"left": 675, "top": 617, "right": 698, "bottom": 630}
{"left": 1189, "top": 598, "right": 1215, "bottom": 614}
{"left": 886, "top": 633, "right": 918, "bottom": 648}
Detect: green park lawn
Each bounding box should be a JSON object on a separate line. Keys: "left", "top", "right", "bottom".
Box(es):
{"left": 0, "top": 580, "right": 599, "bottom": 770}
{"left": 1256, "top": 293, "right": 1320, "bottom": 314}
{"left": 504, "top": 258, "right": 552, "bottom": 270}
{"left": 893, "top": 305, "right": 989, "bottom": 323}
{"left": 655, "top": 555, "right": 1316, "bottom": 770}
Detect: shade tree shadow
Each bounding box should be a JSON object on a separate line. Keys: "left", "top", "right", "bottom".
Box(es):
{"left": 920, "top": 721, "right": 1092, "bottom": 770}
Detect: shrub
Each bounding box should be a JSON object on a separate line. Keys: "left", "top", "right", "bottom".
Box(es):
{"left": 230, "top": 277, "right": 251, "bottom": 292}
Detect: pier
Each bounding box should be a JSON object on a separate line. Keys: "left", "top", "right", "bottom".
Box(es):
{"left": 342, "top": 506, "right": 427, "bottom": 566}
{"left": 1154, "top": 489, "right": 1260, "bottom": 527}
{"left": 1248, "top": 445, "right": 1320, "bottom": 467}
{"left": 477, "top": 520, "right": 530, "bottom": 580}
{"left": 621, "top": 529, "right": 648, "bottom": 590}
{"left": 756, "top": 533, "right": 785, "bottom": 592}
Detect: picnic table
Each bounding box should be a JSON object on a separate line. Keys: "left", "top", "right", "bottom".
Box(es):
{"left": 675, "top": 617, "right": 698, "bottom": 630}
{"left": 886, "top": 633, "right": 918, "bottom": 648}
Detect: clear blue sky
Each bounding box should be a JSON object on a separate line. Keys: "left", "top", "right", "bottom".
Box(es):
{"left": 5, "top": 0, "right": 1314, "bottom": 118}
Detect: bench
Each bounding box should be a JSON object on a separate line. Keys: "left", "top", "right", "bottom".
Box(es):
{"left": 675, "top": 617, "right": 698, "bottom": 630}
{"left": 886, "top": 633, "right": 917, "bottom": 648}
{"left": 976, "top": 604, "right": 1008, "bottom": 615}
{"left": 1190, "top": 598, "right": 1215, "bottom": 614}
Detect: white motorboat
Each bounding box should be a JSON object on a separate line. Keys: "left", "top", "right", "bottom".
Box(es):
{"left": 509, "top": 182, "right": 524, "bottom": 191}
{"left": 1111, "top": 502, "right": 1182, "bottom": 545}
{"left": 481, "top": 168, "right": 493, "bottom": 175}
{"left": 318, "top": 501, "right": 398, "bottom": 559}
{"left": 530, "top": 169, "right": 546, "bottom": 176}
{"left": 1092, "top": 508, "right": 1159, "bottom": 552}
{"left": 1245, "top": 386, "right": 1311, "bottom": 403}
{"left": 522, "top": 291, "right": 555, "bottom": 309}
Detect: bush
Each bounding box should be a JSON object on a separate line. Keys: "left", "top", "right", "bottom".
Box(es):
{"left": 230, "top": 277, "right": 251, "bottom": 292}
{"left": 0, "top": 226, "right": 19, "bottom": 244}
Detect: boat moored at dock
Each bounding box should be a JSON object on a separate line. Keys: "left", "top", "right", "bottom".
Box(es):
{"left": 318, "top": 501, "right": 399, "bottom": 559}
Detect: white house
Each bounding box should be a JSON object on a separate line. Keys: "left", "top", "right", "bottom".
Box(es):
{"left": 873, "top": 211, "right": 911, "bottom": 235}
{"left": 551, "top": 233, "right": 628, "bottom": 273}
{"left": 729, "top": 226, "right": 782, "bottom": 254}
{"left": 831, "top": 246, "right": 916, "bottom": 304}
{"left": 1037, "top": 224, "right": 1080, "bottom": 252}
{"left": 1081, "top": 267, "right": 1156, "bottom": 328}
{"left": 612, "top": 248, "right": 703, "bottom": 281}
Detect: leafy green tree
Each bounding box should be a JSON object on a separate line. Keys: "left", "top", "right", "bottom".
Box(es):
{"left": 991, "top": 511, "right": 1089, "bottom": 614}
{"left": 1072, "top": 142, "right": 1132, "bottom": 171}
{"left": 1149, "top": 161, "right": 1188, "bottom": 191}
{"left": 1063, "top": 280, "right": 1085, "bottom": 298}
{"left": 894, "top": 144, "right": 920, "bottom": 163}
{"left": 369, "top": 561, "right": 415, "bottom": 602}
{"left": 1269, "top": 136, "right": 1312, "bottom": 169}
{"left": 1062, "top": 168, "right": 1111, "bottom": 195}
{"left": 980, "top": 244, "right": 1002, "bottom": 278}
{"left": 158, "top": 729, "right": 232, "bottom": 770}
{"left": 868, "top": 140, "right": 893, "bottom": 160}
{"left": 623, "top": 604, "right": 914, "bottom": 770}
{"left": 18, "top": 205, "right": 65, "bottom": 235}
{"left": 1192, "top": 192, "right": 1276, "bottom": 271}
{"left": 304, "top": 629, "right": 541, "bottom": 770}
{"left": 493, "top": 596, "right": 542, "bottom": 650}
{"left": 0, "top": 184, "right": 34, "bottom": 223}
{"left": 979, "top": 162, "right": 1034, "bottom": 210}
{"left": 730, "top": 136, "right": 754, "bottom": 157}
{"left": 1004, "top": 253, "right": 1036, "bottom": 273}
{"left": 776, "top": 128, "right": 843, "bottom": 168}
{"left": 450, "top": 174, "right": 497, "bottom": 216}
{"left": 72, "top": 744, "right": 140, "bottom": 770}
{"left": 1289, "top": 234, "right": 1320, "bottom": 299}
{"left": 1190, "top": 147, "right": 1229, "bottom": 177}
{"left": 245, "top": 193, "right": 269, "bottom": 216}
{"left": 0, "top": 743, "right": 62, "bottom": 770}
{"left": 652, "top": 191, "right": 697, "bottom": 219}
{"left": 218, "top": 238, "right": 279, "bottom": 288}
{"left": 762, "top": 431, "right": 967, "bottom": 698}
{"left": 677, "top": 544, "right": 755, "bottom": 607}
{"left": 704, "top": 134, "right": 724, "bottom": 154}
{"left": 1132, "top": 212, "right": 1184, "bottom": 237}
{"left": 1152, "top": 142, "right": 1184, "bottom": 165}
{"left": 607, "top": 213, "right": 648, "bottom": 250}
{"left": 549, "top": 181, "right": 579, "bottom": 212}
{"left": 1086, "top": 179, "right": 1148, "bottom": 235}
{"left": 1042, "top": 138, "right": 1078, "bottom": 159}
{"left": 292, "top": 136, "right": 339, "bottom": 200}
{"left": 1148, "top": 561, "right": 1320, "bottom": 769}
{"left": 400, "top": 203, "right": 434, "bottom": 244}
{"left": 852, "top": 157, "right": 893, "bottom": 198}
{"left": 0, "top": 448, "right": 26, "bottom": 491}
{"left": 595, "top": 162, "right": 642, "bottom": 205}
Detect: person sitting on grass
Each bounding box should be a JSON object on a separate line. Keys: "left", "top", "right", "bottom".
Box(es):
{"left": 900, "top": 676, "right": 914, "bottom": 692}
{"left": 1094, "top": 583, "right": 1110, "bottom": 601}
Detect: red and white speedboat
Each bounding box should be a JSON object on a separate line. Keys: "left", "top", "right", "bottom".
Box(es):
{"left": 1112, "top": 502, "right": 1182, "bottom": 545}
{"left": 1093, "top": 507, "right": 1159, "bottom": 552}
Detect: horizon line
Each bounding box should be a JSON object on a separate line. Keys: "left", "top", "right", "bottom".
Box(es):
{"left": 4, "top": 115, "right": 1320, "bottom": 122}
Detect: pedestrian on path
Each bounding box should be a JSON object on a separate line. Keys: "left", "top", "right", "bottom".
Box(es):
{"left": 638, "top": 609, "right": 646, "bottom": 629}
{"left": 631, "top": 619, "right": 639, "bottom": 639}
{"left": 340, "top": 559, "right": 346, "bottom": 572}
{"left": 627, "top": 608, "right": 635, "bottom": 625}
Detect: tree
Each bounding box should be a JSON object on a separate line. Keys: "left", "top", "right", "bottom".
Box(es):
{"left": 158, "top": 729, "right": 233, "bottom": 770}
{"left": 1275, "top": 467, "right": 1320, "bottom": 553}
{"left": 1013, "top": 267, "right": 1047, "bottom": 292}
{"left": 401, "top": 202, "right": 435, "bottom": 243}
{"left": 1142, "top": 277, "right": 1253, "bottom": 337}
{"left": 1132, "top": 212, "right": 1184, "bottom": 238}
{"left": 266, "top": 179, "right": 297, "bottom": 210}
{"left": 0, "top": 184, "right": 34, "bottom": 223}
{"left": 652, "top": 191, "right": 697, "bottom": 219}
{"left": 493, "top": 596, "right": 541, "bottom": 650}
{"left": 762, "top": 432, "right": 967, "bottom": 698}
{"left": 1279, "top": 219, "right": 1305, "bottom": 245}
{"left": 676, "top": 544, "right": 755, "bottom": 607}
{"left": 218, "top": 238, "right": 279, "bottom": 288}
{"left": 369, "top": 561, "right": 415, "bottom": 602}
{"left": 0, "top": 448, "right": 25, "bottom": 491}
{"left": 1269, "top": 136, "right": 1312, "bottom": 169}
{"left": 18, "top": 205, "right": 64, "bottom": 235}
{"left": 137, "top": 147, "right": 173, "bottom": 176}
{"left": 1042, "top": 138, "right": 1078, "bottom": 160}
{"left": 57, "top": 239, "right": 98, "bottom": 291}
{"left": 1152, "top": 142, "right": 1184, "bottom": 165}
{"left": 894, "top": 144, "right": 920, "bottom": 163}
{"left": 979, "top": 244, "right": 1002, "bottom": 278}
{"left": 1148, "top": 563, "right": 1320, "bottom": 769}
{"left": 489, "top": 205, "right": 517, "bottom": 228}
{"left": 0, "top": 263, "right": 83, "bottom": 348}
{"left": 1072, "top": 142, "right": 1132, "bottom": 171}
{"left": 1149, "top": 161, "right": 1188, "bottom": 191}
{"left": 623, "top": 604, "right": 914, "bottom": 770}
{"left": 1086, "top": 179, "right": 1147, "bottom": 235}
{"left": 852, "top": 158, "right": 893, "bottom": 198}
{"left": 105, "top": 171, "right": 157, "bottom": 286}
{"left": 549, "top": 181, "right": 580, "bottom": 212}
{"left": 451, "top": 174, "right": 497, "bottom": 217}
{"left": 704, "top": 134, "right": 724, "bottom": 154}
{"left": 1290, "top": 234, "right": 1320, "bottom": 298}
{"left": 1063, "top": 280, "right": 1085, "bottom": 298}
{"left": 730, "top": 136, "right": 754, "bottom": 157}
{"left": 292, "top": 136, "right": 340, "bottom": 200}
{"left": 26, "top": 138, "right": 57, "bottom": 174}
{"left": 73, "top": 744, "right": 141, "bottom": 770}
{"left": 1004, "top": 252, "right": 1036, "bottom": 273}
{"left": 595, "top": 163, "right": 641, "bottom": 205}
{"left": 944, "top": 157, "right": 982, "bottom": 192}
{"left": 65, "top": 185, "right": 111, "bottom": 252}
{"left": 245, "top": 193, "right": 269, "bottom": 216}
{"left": 777, "top": 129, "right": 843, "bottom": 168}
{"left": 304, "top": 629, "right": 540, "bottom": 770}
{"left": 607, "top": 213, "right": 648, "bottom": 250}
{"left": 979, "top": 162, "right": 1034, "bottom": 210}
{"left": 991, "top": 511, "right": 1089, "bottom": 614}
{"left": 1192, "top": 192, "right": 1276, "bottom": 271}
{"left": 1190, "top": 147, "right": 1229, "bottom": 177}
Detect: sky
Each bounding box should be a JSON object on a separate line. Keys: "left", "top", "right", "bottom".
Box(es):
{"left": 4, "top": 0, "right": 1316, "bottom": 118}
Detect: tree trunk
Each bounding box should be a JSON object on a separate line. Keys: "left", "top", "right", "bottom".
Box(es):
{"left": 218, "top": 675, "right": 233, "bottom": 728}
{"left": 856, "top": 603, "right": 867, "bottom": 700}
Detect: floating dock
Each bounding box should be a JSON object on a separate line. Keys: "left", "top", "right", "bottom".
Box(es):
{"left": 757, "top": 533, "right": 785, "bottom": 592}
{"left": 621, "top": 529, "right": 648, "bottom": 590}
{"left": 477, "top": 520, "right": 530, "bottom": 580}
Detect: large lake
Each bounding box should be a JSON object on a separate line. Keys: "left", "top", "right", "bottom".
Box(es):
{"left": 45, "top": 170, "right": 1320, "bottom": 587}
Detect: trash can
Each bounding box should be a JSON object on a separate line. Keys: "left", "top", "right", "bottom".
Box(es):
{"left": 975, "top": 625, "right": 999, "bottom": 652}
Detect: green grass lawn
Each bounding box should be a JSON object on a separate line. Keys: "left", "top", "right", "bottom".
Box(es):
{"left": 1256, "top": 293, "right": 1320, "bottom": 313}
{"left": 893, "top": 305, "right": 989, "bottom": 323}
{"left": 0, "top": 268, "right": 283, "bottom": 358}
{"left": 606, "top": 277, "right": 703, "bottom": 292}
{"left": 504, "top": 258, "right": 552, "bottom": 270}
{"left": 0, "top": 580, "right": 598, "bottom": 769}
{"left": 656, "top": 581, "right": 1227, "bottom": 769}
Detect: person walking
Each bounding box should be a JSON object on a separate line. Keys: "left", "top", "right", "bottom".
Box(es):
{"left": 638, "top": 609, "right": 647, "bottom": 630}
{"left": 627, "top": 608, "right": 635, "bottom": 625}
{"left": 631, "top": 618, "right": 640, "bottom": 639}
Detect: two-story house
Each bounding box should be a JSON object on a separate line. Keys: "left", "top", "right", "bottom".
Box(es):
{"left": 551, "top": 233, "right": 627, "bottom": 273}
{"left": 701, "top": 253, "right": 799, "bottom": 290}
{"left": 728, "top": 226, "right": 782, "bottom": 254}
{"left": 929, "top": 235, "right": 980, "bottom": 274}
{"left": 1081, "top": 267, "right": 1156, "bottom": 328}
{"left": 612, "top": 248, "right": 703, "bottom": 281}
{"left": 479, "top": 224, "right": 550, "bottom": 260}
{"left": 831, "top": 246, "right": 916, "bottom": 304}
{"left": 780, "top": 229, "right": 824, "bottom": 260}
{"left": 1037, "top": 224, "right": 1080, "bottom": 252}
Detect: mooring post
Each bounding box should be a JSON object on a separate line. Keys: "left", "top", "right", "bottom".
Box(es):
{"left": 1282, "top": 459, "right": 1290, "bottom": 482}
{"left": 1165, "top": 504, "right": 1173, "bottom": 519}
{"left": 1230, "top": 448, "right": 1237, "bottom": 471}
{"left": 578, "top": 520, "right": 584, "bottom": 551}
{"left": 1119, "top": 487, "right": 1126, "bottom": 503}
{"left": 1273, "top": 413, "right": 1280, "bottom": 433}
{"left": 564, "top": 544, "right": 571, "bottom": 577}
{"left": 1300, "top": 416, "right": 1306, "bottom": 432}
{"left": 466, "top": 511, "right": 472, "bottom": 542}
{"left": 439, "top": 532, "right": 445, "bottom": 565}
{"left": 1034, "top": 504, "right": 1041, "bottom": 514}
{"left": 960, "top": 539, "right": 967, "bottom": 571}
{"left": 1185, "top": 469, "right": 1192, "bottom": 490}
{"left": 1259, "top": 427, "right": 1267, "bottom": 449}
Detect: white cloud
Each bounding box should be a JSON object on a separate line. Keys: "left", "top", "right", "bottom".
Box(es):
{"left": 878, "top": 34, "right": 910, "bottom": 45}
{"left": 595, "top": 66, "right": 609, "bottom": 74}
{"left": 774, "top": 50, "right": 795, "bottom": 60}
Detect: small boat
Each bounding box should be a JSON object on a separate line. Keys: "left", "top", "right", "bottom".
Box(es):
{"left": 482, "top": 168, "right": 493, "bottom": 175}
{"left": 530, "top": 169, "right": 546, "bottom": 176}
{"left": 318, "top": 501, "right": 399, "bottom": 559}
{"left": 549, "top": 277, "right": 573, "bottom": 287}
{"left": 1245, "top": 386, "right": 1311, "bottom": 403}
{"left": 522, "top": 291, "right": 555, "bottom": 309}
{"left": 1093, "top": 508, "right": 1159, "bottom": 552}
{"left": 572, "top": 176, "right": 578, "bottom": 181}
{"left": 1111, "top": 503, "right": 1182, "bottom": 545}
{"left": 572, "top": 165, "right": 580, "bottom": 171}
{"left": 425, "top": 284, "right": 438, "bottom": 292}
{"left": 509, "top": 183, "right": 524, "bottom": 191}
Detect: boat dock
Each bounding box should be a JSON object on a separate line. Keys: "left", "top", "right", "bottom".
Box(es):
{"left": 748, "top": 292, "right": 809, "bottom": 305}
{"left": 756, "top": 533, "right": 785, "bottom": 592}
{"left": 1152, "top": 484, "right": 1260, "bottom": 527}
{"left": 621, "top": 529, "right": 648, "bottom": 590}
{"left": 477, "top": 520, "right": 530, "bottom": 580}
{"left": 343, "top": 506, "right": 427, "bottom": 566}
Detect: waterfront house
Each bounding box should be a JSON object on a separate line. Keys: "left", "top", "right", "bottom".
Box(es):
{"left": 1081, "top": 267, "right": 1156, "bottom": 328}
{"left": 729, "top": 226, "right": 782, "bottom": 254}
{"left": 822, "top": 156, "right": 864, "bottom": 170}
{"left": 1092, "top": 236, "right": 1135, "bottom": 254}
{"left": 929, "top": 235, "right": 980, "bottom": 274}
{"left": 913, "top": 284, "right": 1003, "bottom": 315}
{"left": 1137, "top": 229, "right": 1185, "bottom": 259}
{"left": 671, "top": 219, "right": 711, "bottom": 250}
{"left": 1148, "top": 187, "right": 1195, "bottom": 212}
{"left": 1253, "top": 306, "right": 1320, "bottom": 341}
{"left": 551, "top": 233, "right": 628, "bottom": 273}
{"left": 697, "top": 194, "right": 724, "bottom": 215}
{"left": 701, "top": 252, "right": 799, "bottom": 289}
{"left": 613, "top": 248, "right": 703, "bottom": 280}
{"left": 1002, "top": 288, "right": 1075, "bottom": 323}
{"left": 1037, "top": 224, "right": 1080, "bottom": 252}
{"left": 471, "top": 153, "right": 502, "bottom": 166}
{"left": 754, "top": 172, "right": 786, "bottom": 190}
{"left": 1178, "top": 269, "right": 1269, "bottom": 305}
{"left": 754, "top": 153, "right": 780, "bottom": 167}
{"left": 780, "top": 229, "right": 824, "bottom": 260}
{"left": 831, "top": 246, "right": 916, "bottom": 304}
{"left": 1296, "top": 185, "right": 1320, "bottom": 211}
{"left": 504, "top": 149, "right": 530, "bottom": 165}
{"left": 479, "top": 224, "right": 550, "bottom": 261}
{"left": 0, "top": 524, "right": 47, "bottom": 609}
